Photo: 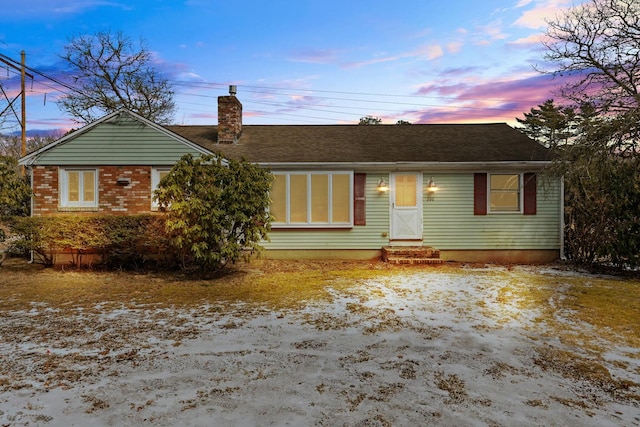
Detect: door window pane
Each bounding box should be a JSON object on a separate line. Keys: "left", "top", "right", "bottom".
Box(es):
{"left": 395, "top": 174, "right": 416, "bottom": 207}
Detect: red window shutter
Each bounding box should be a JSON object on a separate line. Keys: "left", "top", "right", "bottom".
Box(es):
{"left": 354, "top": 173, "right": 366, "bottom": 226}
{"left": 523, "top": 172, "right": 537, "bottom": 215}
{"left": 474, "top": 173, "right": 487, "bottom": 215}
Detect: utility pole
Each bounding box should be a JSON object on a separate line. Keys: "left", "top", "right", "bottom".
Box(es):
{"left": 21, "top": 50, "right": 26, "bottom": 159}
{"left": 0, "top": 51, "right": 33, "bottom": 175}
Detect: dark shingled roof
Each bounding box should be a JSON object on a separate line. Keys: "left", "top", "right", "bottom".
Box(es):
{"left": 166, "top": 123, "right": 550, "bottom": 164}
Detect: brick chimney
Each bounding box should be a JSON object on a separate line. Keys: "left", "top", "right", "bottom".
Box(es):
{"left": 217, "top": 85, "right": 242, "bottom": 144}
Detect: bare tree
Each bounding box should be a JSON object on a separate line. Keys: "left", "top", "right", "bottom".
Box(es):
{"left": 0, "top": 134, "right": 59, "bottom": 158}
{"left": 542, "top": 0, "right": 640, "bottom": 113}
{"left": 59, "top": 30, "right": 176, "bottom": 124}
{"left": 539, "top": 0, "right": 640, "bottom": 270}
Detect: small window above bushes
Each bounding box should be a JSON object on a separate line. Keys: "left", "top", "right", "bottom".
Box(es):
{"left": 59, "top": 168, "right": 98, "bottom": 209}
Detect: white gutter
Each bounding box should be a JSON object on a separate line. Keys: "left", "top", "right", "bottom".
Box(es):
{"left": 256, "top": 161, "right": 552, "bottom": 171}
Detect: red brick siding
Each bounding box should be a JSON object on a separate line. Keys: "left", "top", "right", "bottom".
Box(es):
{"left": 32, "top": 166, "right": 59, "bottom": 215}
{"left": 32, "top": 166, "right": 155, "bottom": 216}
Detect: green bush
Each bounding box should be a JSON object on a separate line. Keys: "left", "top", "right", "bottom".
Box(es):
{"left": 0, "top": 157, "right": 31, "bottom": 217}
{"left": 99, "top": 215, "right": 178, "bottom": 269}
{"left": 154, "top": 153, "right": 272, "bottom": 272}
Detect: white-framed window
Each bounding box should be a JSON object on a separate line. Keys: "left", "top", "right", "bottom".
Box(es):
{"left": 270, "top": 171, "right": 353, "bottom": 227}
{"left": 489, "top": 173, "right": 521, "bottom": 213}
{"left": 59, "top": 168, "right": 98, "bottom": 208}
{"left": 151, "top": 167, "right": 172, "bottom": 209}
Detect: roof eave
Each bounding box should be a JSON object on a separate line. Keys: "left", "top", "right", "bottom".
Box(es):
{"left": 256, "top": 161, "right": 553, "bottom": 171}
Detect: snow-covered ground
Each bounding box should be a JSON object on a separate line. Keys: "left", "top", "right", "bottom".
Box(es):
{"left": 0, "top": 265, "right": 638, "bottom": 426}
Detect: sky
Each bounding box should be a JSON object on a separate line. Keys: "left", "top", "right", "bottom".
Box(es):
{"left": 0, "top": 0, "right": 587, "bottom": 136}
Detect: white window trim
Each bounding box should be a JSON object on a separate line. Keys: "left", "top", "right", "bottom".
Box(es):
{"left": 271, "top": 171, "right": 354, "bottom": 228}
{"left": 151, "top": 167, "right": 172, "bottom": 209}
{"left": 59, "top": 168, "right": 99, "bottom": 209}
{"left": 488, "top": 172, "right": 523, "bottom": 214}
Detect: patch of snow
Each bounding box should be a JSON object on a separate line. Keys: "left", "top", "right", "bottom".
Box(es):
{"left": 0, "top": 268, "right": 638, "bottom": 426}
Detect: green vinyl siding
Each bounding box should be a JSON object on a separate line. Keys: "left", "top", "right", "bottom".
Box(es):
{"left": 263, "top": 174, "right": 389, "bottom": 250}
{"left": 263, "top": 171, "right": 561, "bottom": 251}
{"left": 423, "top": 173, "right": 561, "bottom": 250}
{"left": 36, "top": 116, "right": 203, "bottom": 165}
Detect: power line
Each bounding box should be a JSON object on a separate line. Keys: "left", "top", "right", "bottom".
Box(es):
{"left": 171, "top": 80, "right": 546, "bottom": 106}
{"left": 175, "top": 91, "right": 529, "bottom": 123}
{"left": 0, "top": 53, "right": 89, "bottom": 99}
{"left": 5, "top": 52, "right": 539, "bottom": 111}
{"left": 1, "top": 52, "right": 539, "bottom": 128}
{"left": 170, "top": 81, "right": 536, "bottom": 125}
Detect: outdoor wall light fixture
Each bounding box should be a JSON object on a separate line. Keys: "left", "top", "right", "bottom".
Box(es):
{"left": 116, "top": 177, "right": 131, "bottom": 186}
{"left": 427, "top": 177, "right": 438, "bottom": 191}
{"left": 426, "top": 177, "right": 438, "bottom": 201}
{"left": 377, "top": 178, "right": 389, "bottom": 193}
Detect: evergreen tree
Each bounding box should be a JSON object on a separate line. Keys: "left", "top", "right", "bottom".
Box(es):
{"left": 0, "top": 156, "right": 31, "bottom": 217}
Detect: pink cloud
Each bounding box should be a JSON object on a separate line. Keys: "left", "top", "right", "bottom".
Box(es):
{"left": 473, "top": 19, "right": 509, "bottom": 46}
{"left": 437, "top": 66, "right": 484, "bottom": 78}
{"left": 343, "top": 44, "right": 443, "bottom": 69}
{"left": 342, "top": 55, "right": 401, "bottom": 69}
{"left": 410, "top": 72, "right": 577, "bottom": 124}
{"left": 513, "top": 0, "right": 573, "bottom": 29}
{"left": 508, "top": 33, "right": 549, "bottom": 46}
{"left": 446, "top": 41, "right": 463, "bottom": 54}
{"left": 288, "top": 49, "right": 340, "bottom": 64}
{"left": 414, "top": 44, "right": 444, "bottom": 60}
{"left": 416, "top": 82, "right": 472, "bottom": 97}
{"left": 189, "top": 112, "right": 217, "bottom": 120}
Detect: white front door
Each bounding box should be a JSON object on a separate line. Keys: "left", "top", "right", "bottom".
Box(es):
{"left": 390, "top": 172, "right": 423, "bottom": 241}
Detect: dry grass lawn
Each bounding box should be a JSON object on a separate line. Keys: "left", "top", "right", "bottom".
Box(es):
{"left": 0, "top": 257, "right": 639, "bottom": 426}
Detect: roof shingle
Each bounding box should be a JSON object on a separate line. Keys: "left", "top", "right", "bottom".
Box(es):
{"left": 167, "top": 123, "right": 549, "bottom": 164}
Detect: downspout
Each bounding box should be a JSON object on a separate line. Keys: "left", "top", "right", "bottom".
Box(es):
{"left": 28, "top": 166, "right": 34, "bottom": 264}
{"left": 560, "top": 175, "right": 565, "bottom": 260}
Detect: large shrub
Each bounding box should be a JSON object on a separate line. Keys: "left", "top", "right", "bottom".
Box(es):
{"left": 9, "top": 215, "right": 176, "bottom": 269}
{"left": 560, "top": 146, "right": 640, "bottom": 270}
{"left": 154, "top": 153, "right": 273, "bottom": 272}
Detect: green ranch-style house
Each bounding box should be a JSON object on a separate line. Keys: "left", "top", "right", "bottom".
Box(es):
{"left": 19, "top": 87, "right": 563, "bottom": 264}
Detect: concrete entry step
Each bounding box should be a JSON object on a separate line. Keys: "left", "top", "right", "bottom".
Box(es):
{"left": 381, "top": 246, "right": 446, "bottom": 265}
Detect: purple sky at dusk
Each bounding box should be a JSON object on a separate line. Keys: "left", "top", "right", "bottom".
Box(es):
{"left": 0, "top": 0, "right": 588, "bottom": 135}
